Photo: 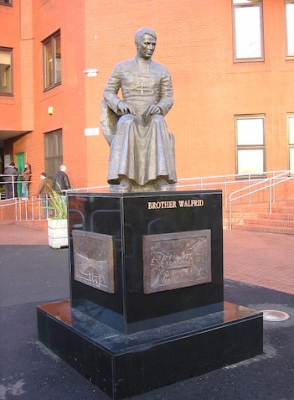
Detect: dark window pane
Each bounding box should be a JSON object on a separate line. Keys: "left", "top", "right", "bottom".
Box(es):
{"left": 55, "top": 35, "right": 61, "bottom": 84}
{"left": 43, "top": 31, "right": 61, "bottom": 90}
{"left": 44, "top": 41, "right": 53, "bottom": 88}
{"left": 44, "top": 130, "right": 63, "bottom": 178}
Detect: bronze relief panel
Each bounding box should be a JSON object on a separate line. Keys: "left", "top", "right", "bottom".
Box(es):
{"left": 72, "top": 230, "right": 115, "bottom": 294}
{"left": 143, "top": 230, "right": 211, "bottom": 294}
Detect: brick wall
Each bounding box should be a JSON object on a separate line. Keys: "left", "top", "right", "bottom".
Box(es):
{"left": 0, "top": 0, "right": 22, "bottom": 131}
{"left": 1, "top": 0, "right": 293, "bottom": 194}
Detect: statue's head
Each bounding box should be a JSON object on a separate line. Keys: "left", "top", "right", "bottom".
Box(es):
{"left": 135, "top": 28, "right": 157, "bottom": 59}
{"left": 135, "top": 27, "right": 157, "bottom": 44}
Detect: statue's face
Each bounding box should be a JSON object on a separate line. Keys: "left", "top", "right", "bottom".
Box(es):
{"left": 137, "top": 34, "right": 156, "bottom": 59}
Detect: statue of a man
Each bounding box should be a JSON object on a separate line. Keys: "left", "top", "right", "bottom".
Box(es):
{"left": 101, "top": 27, "right": 177, "bottom": 192}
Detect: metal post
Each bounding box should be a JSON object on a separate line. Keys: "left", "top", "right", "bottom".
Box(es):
{"left": 269, "top": 178, "right": 272, "bottom": 215}
{"left": 224, "top": 177, "right": 227, "bottom": 208}
{"left": 248, "top": 174, "right": 251, "bottom": 205}
{"left": 229, "top": 198, "right": 232, "bottom": 230}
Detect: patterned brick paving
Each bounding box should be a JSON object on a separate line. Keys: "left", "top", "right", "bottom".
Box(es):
{"left": 0, "top": 223, "right": 48, "bottom": 245}
{"left": 0, "top": 224, "right": 293, "bottom": 295}
{"left": 224, "top": 229, "right": 294, "bottom": 295}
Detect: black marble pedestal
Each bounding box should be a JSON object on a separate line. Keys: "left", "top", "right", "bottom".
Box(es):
{"left": 68, "top": 190, "right": 224, "bottom": 334}
{"left": 37, "top": 190, "right": 263, "bottom": 399}
{"left": 37, "top": 300, "right": 263, "bottom": 400}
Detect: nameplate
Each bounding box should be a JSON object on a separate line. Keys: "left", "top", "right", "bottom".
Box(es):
{"left": 148, "top": 199, "right": 204, "bottom": 210}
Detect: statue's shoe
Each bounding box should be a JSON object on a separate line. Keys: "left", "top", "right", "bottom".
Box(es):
{"left": 155, "top": 179, "right": 175, "bottom": 191}
{"left": 109, "top": 179, "right": 131, "bottom": 193}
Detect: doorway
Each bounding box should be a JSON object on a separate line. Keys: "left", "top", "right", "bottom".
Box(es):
{"left": 16, "top": 152, "right": 25, "bottom": 197}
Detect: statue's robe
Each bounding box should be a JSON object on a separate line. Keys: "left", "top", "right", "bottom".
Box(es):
{"left": 103, "top": 57, "right": 177, "bottom": 186}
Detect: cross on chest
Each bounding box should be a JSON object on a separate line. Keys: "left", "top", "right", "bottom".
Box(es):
{"left": 137, "top": 78, "right": 152, "bottom": 94}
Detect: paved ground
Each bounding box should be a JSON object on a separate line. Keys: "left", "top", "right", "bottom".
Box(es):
{"left": 223, "top": 229, "right": 294, "bottom": 295}
{"left": 0, "top": 223, "right": 293, "bottom": 294}
{"left": 0, "top": 224, "right": 293, "bottom": 400}
{"left": 0, "top": 223, "right": 48, "bottom": 246}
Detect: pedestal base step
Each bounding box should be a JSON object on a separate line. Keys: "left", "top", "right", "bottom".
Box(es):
{"left": 37, "top": 301, "right": 263, "bottom": 400}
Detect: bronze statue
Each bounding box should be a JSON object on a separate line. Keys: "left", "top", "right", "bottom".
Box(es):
{"left": 101, "top": 27, "right": 177, "bottom": 192}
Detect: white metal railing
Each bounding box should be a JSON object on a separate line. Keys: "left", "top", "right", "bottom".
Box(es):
{"left": 0, "top": 177, "right": 17, "bottom": 199}
{"left": 176, "top": 170, "right": 293, "bottom": 208}
{"left": 0, "top": 174, "right": 33, "bottom": 199}
{"left": 0, "top": 195, "right": 51, "bottom": 222}
{"left": 1, "top": 171, "right": 293, "bottom": 223}
{"left": 0, "top": 185, "right": 109, "bottom": 222}
{"left": 68, "top": 170, "right": 292, "bottom": 208}
{"left": 228, "top": 170, "right": 292, "bottom": 229}
{"left": 69, "top": 185, "right": 110, "bottom": 193}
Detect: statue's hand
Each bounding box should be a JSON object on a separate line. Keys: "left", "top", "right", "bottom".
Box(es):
{"left": 142, "top": 105, "right": 161, "bottom": 117}
{"left": 118, "top": 101, "right": 135, "bottom": 115}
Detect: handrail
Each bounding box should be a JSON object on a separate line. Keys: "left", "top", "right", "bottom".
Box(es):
{"left": 176, "top": 170, "right": 291, "bottom": 208}
{"left": 0, "top": 177, "right": 33, "bottom": 199}
{"left": 228, "top": 170, "right": 291, "bottom": 230}
{"left": 0, "top": 195, "right": 48, "bottom": 222}
{"left": 68, "top": 185, "right": 110, "bottom": 193}
{"left": 1, "top": 170, "right": 293, "bottom": 223}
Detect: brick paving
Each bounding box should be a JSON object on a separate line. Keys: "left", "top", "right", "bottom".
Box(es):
{"left": 223, "top": 229, "right": 294, "bottom": 295}
{"left": 0, "top": 223, "right": 293, "bottom": 295}
{"left": 0, "top": 223, "right": 48, "bottom": 245}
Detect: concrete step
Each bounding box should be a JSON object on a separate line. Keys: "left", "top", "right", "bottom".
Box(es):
{"left": 232, "top": 223, "right": 294, "bottom": 235}
{"left": 258, "top": 213, "right": 294, "bottom": 220}
{"left": 230, "top": 200, "right": 294, "bottom": 235}
{"left": 243, "top": 218, "right": 294, "bottom": 228}
{"left": 271, "top": 206, "right": 294, "bottom": 214}
{"left": 271, "top": 201, "right": 294, "bottom": 207}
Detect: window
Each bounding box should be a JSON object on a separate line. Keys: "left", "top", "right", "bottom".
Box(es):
{"left": 235, "top": 115, "right": 265, "bottom": 176}
{"left": 0, "top": 0, "right": 12, "bottom": 5}
{"left": 232, "top": 0, "right": 264, "bottom": 62}
{"left": 285, "top": 1, "right": 294, "bottom": 58}
{"left": 44, "top": 129, "right": 63, "bottom": 178}
{"left": 42, "top": 31, "right": 61, "bottom": 90}
{"left": 288, "top": 114, "right": 294, "bottom": 174}
{"left": 0, "top": 48, "right": 12, "bottom": 95}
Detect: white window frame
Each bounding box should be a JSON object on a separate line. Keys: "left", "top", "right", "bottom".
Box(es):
{"left": 285, "top": 1, "right": 294, "bottom": 58}
{"left": 232, "top": 0, "right": 264, "bottom": 62}
{"left": 288, "top": 114, "right": 294, "bottom": 175}
{"left": 235, "top": 115, "right": 266, "bottom": 177}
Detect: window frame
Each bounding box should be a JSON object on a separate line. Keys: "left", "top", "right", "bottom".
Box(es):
{"left": 0, "top": 0, "right": 12, "bottom": 6}
{"left": 44, "top": 129, "right": 63, "bottom": 178}
{"left": 232, "top": 0, "right": 264, "bottom": 63}
{"left": 235, "top": 115, "right": 266, "bottom": 179}
{"left": 285, "top": 1, "right": 294, "bottom": 59}
{"left": 0, "top": 47, "right": 13, "bottom": 96}
{"left": 42, "top": 30, "right": 61, "bottom": 91}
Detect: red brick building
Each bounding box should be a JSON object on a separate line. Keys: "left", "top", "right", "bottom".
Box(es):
{"left": 1, "top": 0, "right": 293, "bottom": 196}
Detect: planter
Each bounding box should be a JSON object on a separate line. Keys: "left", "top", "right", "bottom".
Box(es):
{"left": 48, "top": 218, "right": 68, "bottom": 249}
